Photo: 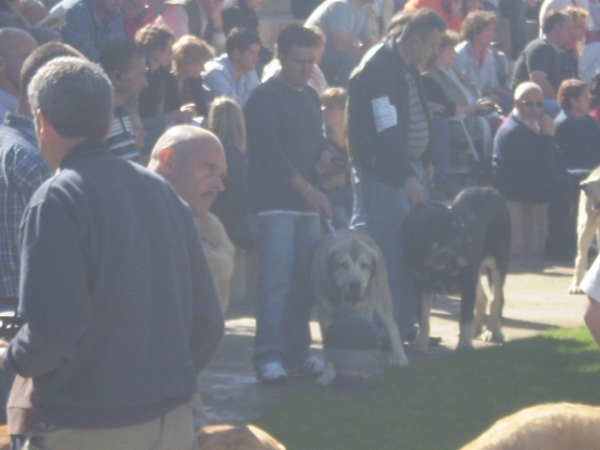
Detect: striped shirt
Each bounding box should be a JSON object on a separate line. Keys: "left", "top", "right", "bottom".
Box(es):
{"left": 0, "top": 113, "right": 53, "bottom": 298}
{"left": 106, "top": 106, "right": 139, "bottom": 162}
{"left": 405, "top": 70, "right": 429, "bottom": 160}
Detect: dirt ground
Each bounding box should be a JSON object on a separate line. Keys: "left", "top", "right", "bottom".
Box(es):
{"left": 200, "top": 258, "right": 588, "bottom": 424}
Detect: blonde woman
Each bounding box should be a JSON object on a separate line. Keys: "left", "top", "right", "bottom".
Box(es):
{"left": 166, "top": 34, "right": 215, "bottom": 118}
{"left": 208, "top": 97, "right": 254, "bottom": 250}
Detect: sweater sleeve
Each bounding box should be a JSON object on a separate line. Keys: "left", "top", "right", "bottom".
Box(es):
{"left": 4, "top": 189, "right": 93, "bottom": 378}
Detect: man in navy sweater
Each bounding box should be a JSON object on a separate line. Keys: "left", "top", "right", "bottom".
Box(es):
{"left": 244, "top": 25, "right": 331, "bottom": 383}
{"left": 0, "top": 57, "right": 224, "bottom": 448}
{"left": 492, "top": 81, "right": 575, "bottom": 261}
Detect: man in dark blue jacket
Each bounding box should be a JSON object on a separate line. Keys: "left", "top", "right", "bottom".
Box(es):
{"left": 0, "top": 56, "right": 224, "bottom": 448}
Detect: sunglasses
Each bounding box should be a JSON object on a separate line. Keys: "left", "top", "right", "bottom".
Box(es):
{"left": 520, "top": 100, "right": 544, "bottom": 108}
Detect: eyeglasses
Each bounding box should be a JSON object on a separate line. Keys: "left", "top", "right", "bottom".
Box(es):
{"left": 520, "top": 100, "right": 544, "bottom": 108}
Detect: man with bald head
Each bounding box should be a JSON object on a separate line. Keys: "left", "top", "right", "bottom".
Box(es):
{"left": 492, "top": 81, "right": 576, "bottom": 261}
{"left": 149, "top": 125, "right": 227, "bottom": 217}
{"left": 149, "top": 125, "right": 233, "bottom": 428}
{"left": 0, "top": 28, "right": 37, "bottom": 120}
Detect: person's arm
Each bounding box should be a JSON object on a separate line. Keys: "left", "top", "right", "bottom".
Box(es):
{"left": 187, "top": 213, "right": 224, "bottom": 373}
{"left": 527, "top": 45, "right": 557, "bottom": 98}
{"left": 330, "top": 31, "right": 362, "bottom": 58}
{"left": 60, "top": 3, "right": 101, "bottom": 61}
{"left": 203, "top": 68, "right": 235, "bottom": 100}
{"left": 3, "top": 190, "right": 93, "bottom": 378}
{"left": 530, "top": 72, "right": 557, "bottom": 98}
{"left": 159, "top": 5, "right": 189, "bottom": 40}
{"left": 326, "top": 3, "right": 362, "bottom": 57}
{"left": 585, "top": 297, "right": 600, "bottom": 348}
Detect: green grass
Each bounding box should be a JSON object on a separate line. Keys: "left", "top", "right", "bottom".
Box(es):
{"left": 255, "top": 327, "right": 600, "bottom": 450}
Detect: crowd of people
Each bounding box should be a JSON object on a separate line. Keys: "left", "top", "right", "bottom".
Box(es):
{"left": 2, "top": 0, "right": 600, "bottom": 447}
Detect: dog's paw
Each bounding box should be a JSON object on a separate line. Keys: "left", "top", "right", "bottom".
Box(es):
{"left": 388, "top": 352, "right": 409, "bottom": 367}
{"left": 482, "top": 329, "right": 504, "bottom": 343}
{"left": 315, "top": 371, "right": 336, "bottom": 386}
{"left": 568, "top": 284, "right": 585, "bottom": 295}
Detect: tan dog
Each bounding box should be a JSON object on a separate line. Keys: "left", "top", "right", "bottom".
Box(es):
{"left": 460, "top": 403, "right": 600, "bottom": 450}
{"left": 193, "top": 213, "right": 235, "bottom": 428}
{"left": 196, "top": 213, "right": 235, "bottom": 313}
{"left": 198, "top": 424, "right": 286, "bottom": 450}
{"left": 311, "top": 229, "right": 408, "bottom": 385}
{"left": 570, "top": 165, "right": 600, "bottom": 294}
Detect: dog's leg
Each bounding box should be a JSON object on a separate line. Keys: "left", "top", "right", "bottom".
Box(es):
{"left": 375, "top": 308, "right": 409, "bottom": 366}
{"left": 413, "top": 292, "right": 433, "bottom": 353}
{"left": 473, "top": 277, "right": 487, "bottom": 338}
{"left": 569, "top": 201, "right": 598, "bottom": 294}
{"left": 316, "top": 307, "right": 337, "bottom": 386}
{"left": 482, "top": 259, "right": 504, "bottom": 343}
{"left": 457, "top": 267, "right": 479, "bottom": 350}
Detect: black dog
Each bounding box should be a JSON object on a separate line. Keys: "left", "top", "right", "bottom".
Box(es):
{"left": 403, "top": 187, "right": 511, "bottom": 351}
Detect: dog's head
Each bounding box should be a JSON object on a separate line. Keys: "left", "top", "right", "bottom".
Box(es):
{"left": 326, "top": 238, "right": 379, "bottom": 310}
{"left": 403, "top": 203, "right": 470, "bottom": 289}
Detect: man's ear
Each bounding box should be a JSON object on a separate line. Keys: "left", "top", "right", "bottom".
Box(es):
{"left": 157, "top": 146, "right": 176, "bottom": 174}
{"left": 37, "top": 110, "right": 55, "bottom": 141}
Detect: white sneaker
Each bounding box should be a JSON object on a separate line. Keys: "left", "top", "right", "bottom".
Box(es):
{"left": 292, "top": 356, "right": 325, "bottom": 377}
{"left": 257, "top": 362, "right": 288, "bottom": 383}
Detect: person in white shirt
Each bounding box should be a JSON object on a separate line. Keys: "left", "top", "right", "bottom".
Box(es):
{"left": 203, "top": 27, "right": 260, "bottom": 107}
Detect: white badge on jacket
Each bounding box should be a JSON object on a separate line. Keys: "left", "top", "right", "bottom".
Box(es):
{"left": 372, "top": 96, "right": 398, "bottom": 133}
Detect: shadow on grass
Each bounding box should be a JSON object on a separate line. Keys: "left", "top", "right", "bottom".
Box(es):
{"left": 256, "top": 327, "right": 600, "bottom": 450}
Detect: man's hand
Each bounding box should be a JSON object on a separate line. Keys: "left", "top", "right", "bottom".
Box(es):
{"left": 425, "top": 163, "right": 434, "bottom": 184}
{"left": 316, "top": 151, "right": 334, "bottom": 174}
{"left": 404, "top": 176, "right": 425, "bottom": 205}
{"left": 540, "top": 114, "right": 554, "bottom": 136}
{"left": 165, "top": 104, "right": 197, "bottom": 124}
{"left": 427, "top": 102, "right": 445, "bottom": 117}
{"left": 303, "top": 186, "right": 332, "bottom": 218}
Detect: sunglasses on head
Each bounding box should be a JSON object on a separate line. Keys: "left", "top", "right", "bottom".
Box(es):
{"left": 520, "top": 100, "right": 544, "bottom": 108}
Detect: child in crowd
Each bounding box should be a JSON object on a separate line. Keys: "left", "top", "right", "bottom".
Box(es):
{"left": 317, "top": 87, "right": 353, "bottom": 229}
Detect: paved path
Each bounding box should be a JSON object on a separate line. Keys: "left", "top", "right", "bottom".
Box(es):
{"left": 200, "top": 259, "right": 588, "bottom": 424}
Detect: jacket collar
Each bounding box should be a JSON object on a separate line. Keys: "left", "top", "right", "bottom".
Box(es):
{"left": 60, "top": 139, "right": 109, "bottom": 170}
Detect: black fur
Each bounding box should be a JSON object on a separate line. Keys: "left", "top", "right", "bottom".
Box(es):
{"left": 403, "top": 187, "right": 511, "bottom": 326}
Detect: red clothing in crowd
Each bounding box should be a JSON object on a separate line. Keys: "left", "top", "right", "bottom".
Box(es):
{"left": 403, "top": 0, "right": 462, "bottom": 31}
{"left": 123, "top": 6, "right": 155, "bottom": 41}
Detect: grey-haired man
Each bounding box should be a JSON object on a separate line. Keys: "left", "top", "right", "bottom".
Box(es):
{"left": 0, "top": 56, "right": 223, "bottom": 449}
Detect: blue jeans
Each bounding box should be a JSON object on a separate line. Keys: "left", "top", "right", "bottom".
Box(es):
{"left": 431, "top": 114, "right": 450, "bottom": 185}
{"left": 351, "top": 162, "right": 426, "bottom": 339}
{"left": 320, "top": 49, "right": 358, "bottom": 87}
{"left": 251, "top": 213, "right": 321, "bottom": 370}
